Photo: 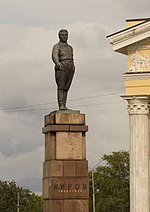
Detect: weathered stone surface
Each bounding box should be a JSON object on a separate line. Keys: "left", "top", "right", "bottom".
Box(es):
{"left": 64, "top": 161, "right": 76, "bottom": 177}
{"left": 77, "top": 200, "right": 89, "bottom": 212}
{"left": 69, "top": 125, "right": 88, "bottom": 132}
{"left": 43, "top": 177, "right": 89, "bottom": 199}
{"left": 45, "top": 113, "right": 85, "bottom": 125}
{"left": 43, "top": 160, "right": 88, "bottom": 178}
{"left": 45, "top": 113, "right": 55, "bottom": 126}
{"left": 43, "top": 125, "right": 70, "bottom": 133}
{"left": 43, "top": 178, "right": 51, "bottom": 199}
{"left": 55, "top": 113, "right": 85, "bottom": 125}
{"left": 44, "top": 114, "right": 50, "bottom": 126}
{"left": 56, "top": 132, "right": 83, "bottom": 160}
{"left": 76, "top": 161, "right": 88, "bottom": 177}
{"left": 45, "top": 133, "right": 56, "bottom": 160}
{"left": 43, "top": 161, "right": 63, "bottom": 178}
{"left": 63, "top": 200, "right": 89, "bottom": 212}
{"left": 44, "top": 132, "right": 86, "bottom": 161}
{"left": 64, "top": 200, "right": 77, "bottom": 212}
{"left": 43, "top": 125, "right": 88, "bottom": 133}
{"left": 43, "top": 200, "right": 64, "bottom": 212}
{"left": 45, "top": 112, "right": 85, "bottom": 125}
{"left": 82, "top": 133, "right": 86, "bottom": 159}
{"left": 43, "top": 199, "right": 89, "bottom": 212}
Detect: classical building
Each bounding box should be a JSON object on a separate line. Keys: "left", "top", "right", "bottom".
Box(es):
{"left": 107, "top": 18, "right": 150, "bottom": 212}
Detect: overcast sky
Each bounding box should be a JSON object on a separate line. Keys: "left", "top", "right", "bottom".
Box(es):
{"left": 0, "top": 0, "right": 150, "bottom": 192}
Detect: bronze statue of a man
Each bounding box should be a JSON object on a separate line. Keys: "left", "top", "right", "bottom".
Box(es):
{"left": 52, "top": 29, "right": 75, "bottom": 110}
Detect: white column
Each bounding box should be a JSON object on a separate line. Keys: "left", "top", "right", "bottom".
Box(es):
{"left": 125, "top": 96, "right": 150, "bottom": 212}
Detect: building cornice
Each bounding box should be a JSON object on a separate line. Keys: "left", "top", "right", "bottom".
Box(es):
{"left": 107, "top": 21, "right": 150, "bottom": 55}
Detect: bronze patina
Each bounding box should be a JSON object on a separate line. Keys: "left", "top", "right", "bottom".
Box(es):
{"left": 52, "top": 29, "right": 75, "bottom": 110}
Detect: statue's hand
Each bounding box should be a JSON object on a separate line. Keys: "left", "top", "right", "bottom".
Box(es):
{"left": 56, "top": 62, "right": 63, "bottom": 70}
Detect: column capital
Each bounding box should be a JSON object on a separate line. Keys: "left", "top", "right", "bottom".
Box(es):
{"left": 122, "top": 96, "right": 150, "bottom": 115}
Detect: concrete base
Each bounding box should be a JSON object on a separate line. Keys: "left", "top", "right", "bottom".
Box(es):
{"left": 42, "top": 111, "right": 89, "bottom": 212}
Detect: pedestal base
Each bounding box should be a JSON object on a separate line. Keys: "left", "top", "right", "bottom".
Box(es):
{"left": 42, "top": 111, "right": 89, "bottom": 212}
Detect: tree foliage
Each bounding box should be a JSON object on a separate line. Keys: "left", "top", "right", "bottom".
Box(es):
{"left": 0, "top": 180, "right": 42, "bottom": 212}
{"left": 89, "top": 151, "right": 129, "bottom": 212}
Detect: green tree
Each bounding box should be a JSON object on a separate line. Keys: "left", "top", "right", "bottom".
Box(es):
{"left": 89, "top": 151, "right": 129, "bottom": 212}
{"left": 0, "top": 180, "right": 43, "bottom": 212}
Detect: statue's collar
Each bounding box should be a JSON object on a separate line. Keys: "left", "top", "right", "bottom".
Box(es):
{"left": 59, "top": 41, "right": 68, "bottom": 46}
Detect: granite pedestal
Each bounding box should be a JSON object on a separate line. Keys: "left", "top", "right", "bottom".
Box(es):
{"left": 42, "top": 111, "right": 89, "bottom": 212}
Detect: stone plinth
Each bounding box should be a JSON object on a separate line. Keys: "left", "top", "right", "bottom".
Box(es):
{"left": 42, "top": 111, "right": 89, "bottom": 212}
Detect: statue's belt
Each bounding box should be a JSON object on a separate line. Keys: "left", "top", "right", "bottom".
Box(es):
{"left": 60, "top": 59, "right": 73, "bottom": 62}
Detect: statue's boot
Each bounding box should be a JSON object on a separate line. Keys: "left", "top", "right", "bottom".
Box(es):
{"left": 59, "top": 103, "right": 66, "bottom": 110}
{"left": 64, "top": 91, "right": 71, "bottom": 110}
{"left": 58, "top": 90, "right": 66, "bottom": 110}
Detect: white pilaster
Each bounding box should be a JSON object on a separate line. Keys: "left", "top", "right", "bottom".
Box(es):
{"left": 124, "top": 96, "right": 150, "bottom": 212}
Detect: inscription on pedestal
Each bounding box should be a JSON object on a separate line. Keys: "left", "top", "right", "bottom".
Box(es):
{"left": 43, "top": 177, "right": 89, "bottom": 199}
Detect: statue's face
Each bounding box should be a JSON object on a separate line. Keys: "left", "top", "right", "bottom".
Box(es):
{"left": 59, "top": 31, "right": 68, "bottom": 42}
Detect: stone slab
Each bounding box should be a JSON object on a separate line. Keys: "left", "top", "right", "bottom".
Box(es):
{"left": 42, "top": 125, "right": 70, "bottom": 133}
{"left": 45, "top": 113, "right": 85, "bottom": 125}
{"left": 43, "top": 177, "right": 89, "bottom": 199}
{"left": 42, "top": 125, "right": 88, "bottom": 133}
{"left": 51, "top": 110, "right": 80, "bottom": 114}
{"left": 43, "top": 200, "right": 64, "bottom": 212}
{"left": 64, "top": 200, "right": 77, "bottom": 212}
{"left": 43, "top": 200, "right": 89, "bottom": 212}
{"left": 76, "top": 161, "right": 88, "bottom": 177}
{"left": 43, "top": 161, "right": 63, "bottom": 178}
{"left": 45, "top": 113, "right": 55, "bottom": 127}
{"left": 45, "top": 133, "right": 56, "bottom": 161}
{"left": 64, "top": 161, "right": 76, "bottom": 177}
{"left": 63, "top": 200, "right": 89, "bottom": 212}
{"left": 69, "top": 125, "right": 88, "bottom": 132}
{"left": 45, "top": 132, "right": 86, "bottom": 160}
{"left": 56, "top": 132, "right": 83, "bottom": 160}
{"left": 55, "top": 113, "right": 85, "bottom": 125}
{"left": 82, "top": 134, "right": 86, "bottom": 159}
{"left": 77, "top": 200, "right": 89, "bottom": 212}
{"left": 43, "top": 160, "right": 88, "bottom": 178}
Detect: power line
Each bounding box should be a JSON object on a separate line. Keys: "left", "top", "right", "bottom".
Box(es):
{"left": 69, "top": 92, "right": 121, "bottom": 101}
{"left": 0, "top": 92, "right": 122, "bottom": 112}
{"left": 0, "top": 102, "right": 56, "bottom": 111}
{"left": 0, "top": 101, "right": 124, "bottom": 113}
{"left": 0, "top": 63, "right": 49, "bottom": 73}
{"left": 72, "top": 101, "right": 123, "bottom": 108}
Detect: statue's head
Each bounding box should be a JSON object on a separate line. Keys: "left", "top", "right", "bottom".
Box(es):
{"left": 58, "top": 29, "right": 68, "bottom": 43}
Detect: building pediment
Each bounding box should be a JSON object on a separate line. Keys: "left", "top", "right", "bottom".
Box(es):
{"left": 107, "top": 20, "right": 150, "bottom": 55}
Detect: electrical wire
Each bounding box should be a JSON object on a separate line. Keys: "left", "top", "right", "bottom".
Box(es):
{"left": 0, "top": 101, "right": 124, "bottom": 113}
{"left": 0, "top": 92, "right": 123, "bottom": 113}
{"left": 0, "top": 63, "right": 49, "bottom": 73}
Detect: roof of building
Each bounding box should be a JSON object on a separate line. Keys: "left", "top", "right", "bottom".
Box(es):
{"left": 107, "top": 19, "right": 150, "bottom": 55}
